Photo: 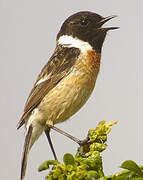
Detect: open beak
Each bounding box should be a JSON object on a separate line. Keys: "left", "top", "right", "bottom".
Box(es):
{"left": 97, "top": 15, "right": 119, "bottom": 31}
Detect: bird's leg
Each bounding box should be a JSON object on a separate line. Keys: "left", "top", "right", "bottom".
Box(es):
{"left": 48, "top": 125, "right": 90, "bottom": 146}
{"left": 45, "top": 128, "right": 58, "bottom": 160}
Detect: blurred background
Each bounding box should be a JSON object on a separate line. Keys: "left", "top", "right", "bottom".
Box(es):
{"left": 1, "top": 0, "right": 143, "bottom": 179}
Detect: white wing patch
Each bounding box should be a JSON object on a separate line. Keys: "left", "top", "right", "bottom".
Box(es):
{"left": 36, "top": 77, "right": 48, "bottom": 86}
{"left": 58, "top": 35, "right": 93, "bottom": 53}
{"left": 35, "top": 73, "right": 52, "bottom": 86}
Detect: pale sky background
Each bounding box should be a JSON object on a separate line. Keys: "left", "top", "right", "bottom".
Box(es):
{"left": 1, "top": 0, "right": 143, "bottom": 180}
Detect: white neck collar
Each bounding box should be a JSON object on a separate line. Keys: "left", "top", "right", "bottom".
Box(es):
{"left": 57, "top": 35, "right": 93, "bottom": 53}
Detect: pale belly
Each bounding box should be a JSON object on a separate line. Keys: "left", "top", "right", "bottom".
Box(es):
{"left": 38, "top": 68, "right": 96, "bottom": 125}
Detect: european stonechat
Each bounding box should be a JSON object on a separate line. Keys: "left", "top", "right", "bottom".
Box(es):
{"left": 17, "top": 11, "right": 118, "bottom": 180}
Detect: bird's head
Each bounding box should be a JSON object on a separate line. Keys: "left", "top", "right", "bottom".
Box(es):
{"left": 57, "top": 11, "right": 119, "bottom": 52}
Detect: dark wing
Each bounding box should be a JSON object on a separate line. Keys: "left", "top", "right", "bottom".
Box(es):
{"left": 17, "top": 46, "right": 80, "bottom": 129}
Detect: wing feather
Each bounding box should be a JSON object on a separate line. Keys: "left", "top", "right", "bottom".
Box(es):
{"left": 17, "top": 46, "right": 80, "bottom": 129}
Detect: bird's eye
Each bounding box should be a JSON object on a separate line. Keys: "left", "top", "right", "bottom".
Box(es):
{"left": 80, "top": 19, "right": 88, "bottom": 26}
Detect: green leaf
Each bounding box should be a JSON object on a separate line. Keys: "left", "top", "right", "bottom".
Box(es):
{"left": 63, "top": 153, "right": 75, "bottom": 165}
{"left": 38, "top": 160, "right": 59, "bottom": 171}
{"left": 86, "top": 170, "right": 99, "bottom": 179}
{"left": 121, "top": 160, "right": 143, "bottom": 177}
{"left": 111, "top": 173, "right": 132, "bottom": 180}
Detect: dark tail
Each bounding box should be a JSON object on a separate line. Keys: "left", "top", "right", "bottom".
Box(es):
{"left": 20, "top": 125, "right": 33, "bottom": 180}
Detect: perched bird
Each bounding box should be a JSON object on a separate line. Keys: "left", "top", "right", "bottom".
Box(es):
{"left": 17, "top": 11, "right": 118, "bottom": 180}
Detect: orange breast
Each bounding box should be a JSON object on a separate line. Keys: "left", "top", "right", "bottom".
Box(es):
{"left": 75, "top": 50, "right": 101, "bottom": 87}
{"left": 86, "top": 50, "right": 101, "bottom": 71}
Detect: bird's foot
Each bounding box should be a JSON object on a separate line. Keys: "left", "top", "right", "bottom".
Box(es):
{"left": 77, "top": 134, "right": 90, "bottom": 146}
{"left": 77, "top": 132, "right": 91, "bottom": 156}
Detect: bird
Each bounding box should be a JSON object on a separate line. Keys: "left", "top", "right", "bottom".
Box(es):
{"left": 17, "top": 11, "right": 118, "bottom": 180}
